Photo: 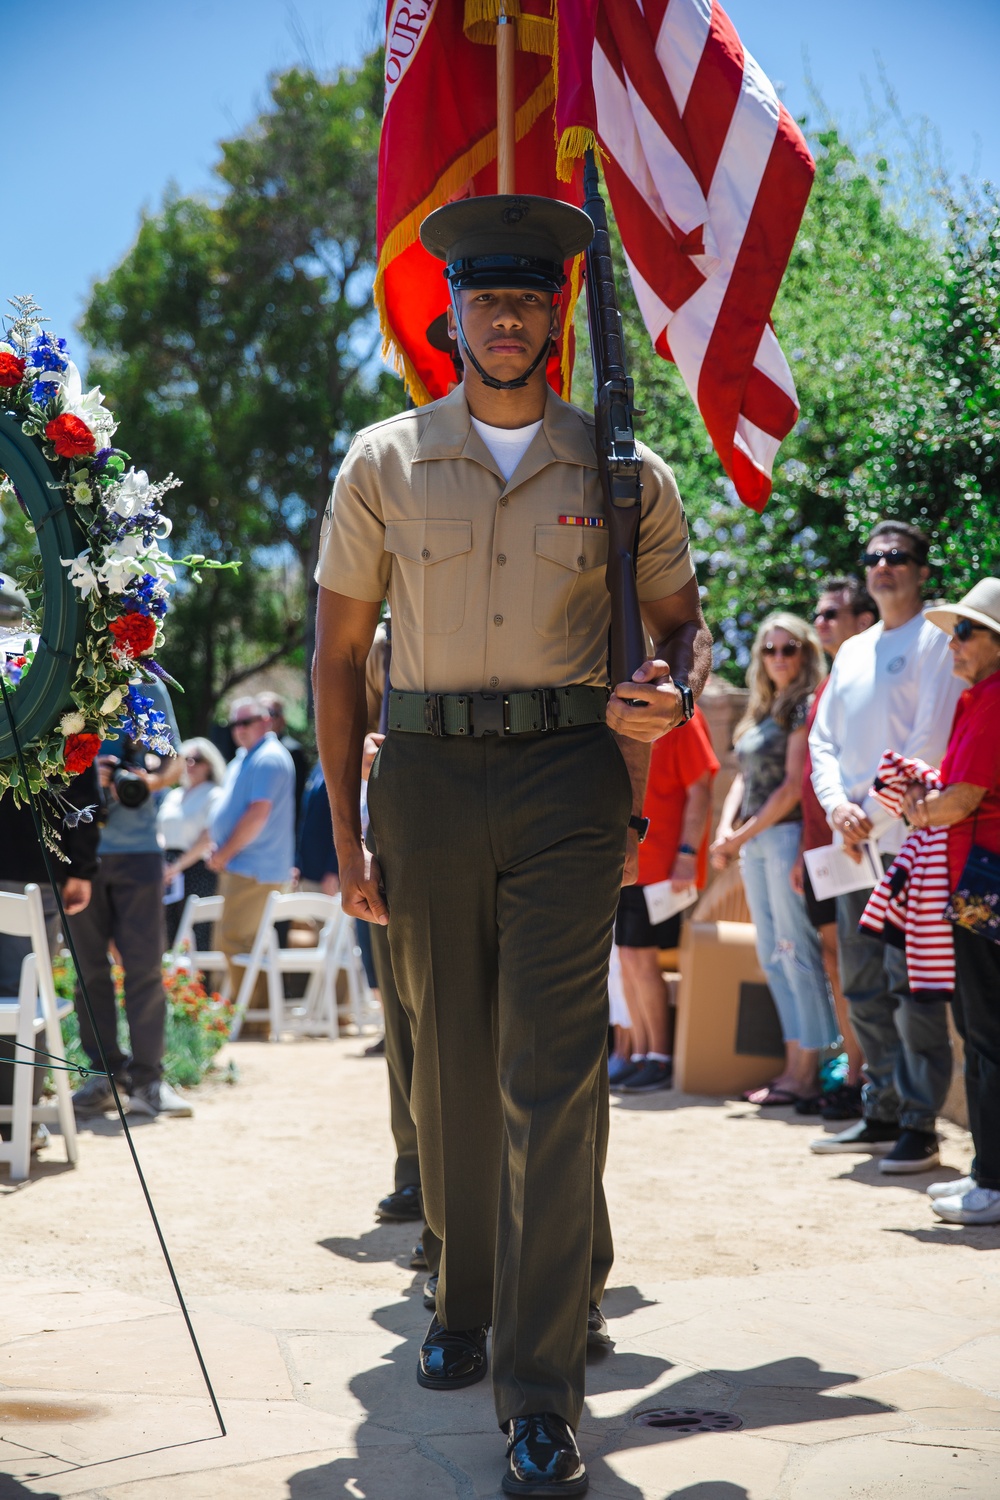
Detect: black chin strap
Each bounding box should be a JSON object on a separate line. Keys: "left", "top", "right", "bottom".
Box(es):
{"left": 448, "top": 287, "right": 555, "bottom": 392}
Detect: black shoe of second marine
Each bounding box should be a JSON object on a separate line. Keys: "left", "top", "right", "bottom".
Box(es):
{"left": 502, "top": 1413, "right": 588, "bottom": 1495}
{"left": 417, "top": 1315, "right": 489, "bottom": 1390}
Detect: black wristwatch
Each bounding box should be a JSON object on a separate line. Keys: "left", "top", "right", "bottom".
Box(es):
{"left": 628, "top": 815, "right": 650, "bottom": 843}
{"left": 675, "top": 680, "right": 695, "bottom": 723}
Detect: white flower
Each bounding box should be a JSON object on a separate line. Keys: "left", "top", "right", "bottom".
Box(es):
{"left": 72, "top": 481, "right": 91, "bottom": 502}
{"left": 61, "top": 550, "right": 100, "bottom": 599}
{"left": 100, "top": 688, "right": 125, "bottom": 714}
{"left": 59, "top": 711, "right": 86, "bottom": 735}
{"left": 96, "top": 533, "right": 175, "bottom": 592}
{"left": 107, "top": 467, "right": 151, "bottom": 519}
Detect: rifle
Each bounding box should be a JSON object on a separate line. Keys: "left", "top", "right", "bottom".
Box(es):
{"left": 582, "top": 149, "right": 646, "bottom": 690}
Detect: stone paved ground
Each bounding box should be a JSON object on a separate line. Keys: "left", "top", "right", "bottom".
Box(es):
{"left": 2, "top": 1039, "right": 999, "bottom": 1499}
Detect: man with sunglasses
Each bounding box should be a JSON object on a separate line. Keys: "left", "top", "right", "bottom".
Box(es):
{"left": 208, "top": 695, "right": 295, "bottom": 1015}
{"left": 809, "top": 522, "right": 962, "bottom": 1171}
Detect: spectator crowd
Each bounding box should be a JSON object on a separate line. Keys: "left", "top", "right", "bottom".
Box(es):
{"left": 4, "top": 521, "right": 1000, "bottom": 1235}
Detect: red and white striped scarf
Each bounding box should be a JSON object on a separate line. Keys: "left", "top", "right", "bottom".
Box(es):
{"left": 859, "top": 750, "right": 954, "bottom": 999}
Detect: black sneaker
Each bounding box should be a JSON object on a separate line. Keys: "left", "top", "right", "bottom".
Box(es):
{"left": 587, "top": 1302, "right": 614, "bottom": 1354}
{"left": 423, "top": 1272, "right": 439, "bottom": 1311}
{"left": 878, "top": 1128, "right": 940, "bottom": 1174}
{"left": 810, "top": 1118, "right": 899, "bottom": 1154}
{"left": 820, "top": 1083, "right": 864, "bottom": 1121}
{"left": 410, "top": 1240, "right": 428, "bottom": 1270}
{"left": 376, "top": 1184, "right": 422, "bottom": 1222}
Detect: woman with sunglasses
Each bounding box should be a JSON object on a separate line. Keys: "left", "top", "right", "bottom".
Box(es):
{"left": 900, "top": 580, "right": 1000, "bottom": 1225}
{"left": 157, "top": 737, "right": 228, "bottom": 946}
{"left": 711, "top": 614, "right": 838, "bottom": 1105}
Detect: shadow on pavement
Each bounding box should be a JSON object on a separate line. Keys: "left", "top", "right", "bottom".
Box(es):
{"left": 0, "top": 1478, "right": 60, "bottom": 1500}
{"left": 318, "top": 1225, "right": 422, "bottom": 1268}
{"left": 285, "top": 1292, "right": 893, "bottom": 1499}
{"left": 885, "top": 1223, "right": 1000, "bottom": 1249}
{"left": 612, "top": 1091, "right": 727, "bottom": 1114}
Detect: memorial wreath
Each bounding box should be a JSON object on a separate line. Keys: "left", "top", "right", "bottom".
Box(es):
{"left": 0, "top": 296, "right": 224, "bottom": 819}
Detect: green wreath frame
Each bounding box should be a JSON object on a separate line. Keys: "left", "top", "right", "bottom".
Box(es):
{"left": 0, "top": 411, "right": 88, "bottom": 760}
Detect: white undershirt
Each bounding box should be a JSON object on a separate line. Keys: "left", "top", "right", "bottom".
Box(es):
{"left": 470, "top": 416, "right": 542, "bottom": 482}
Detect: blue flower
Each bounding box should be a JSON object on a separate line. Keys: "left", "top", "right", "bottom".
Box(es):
{"left": 31, "top": 379, "right": 59, "bottom": 405}
{"left": 27, "top": 333, "right": 68, "bottom": 373}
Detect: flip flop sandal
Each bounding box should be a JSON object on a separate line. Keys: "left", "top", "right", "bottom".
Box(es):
{"left": 754, "top": 1088, "right": 801, "bottom": 1107}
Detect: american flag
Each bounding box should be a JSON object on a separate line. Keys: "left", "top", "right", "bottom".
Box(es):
{"left": 556, "top": 0, "right": 815, "bottom": 512}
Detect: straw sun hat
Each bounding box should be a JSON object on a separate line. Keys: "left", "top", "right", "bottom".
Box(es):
{"left": 925, "top": 577, "right": 1000, "bottom": 638}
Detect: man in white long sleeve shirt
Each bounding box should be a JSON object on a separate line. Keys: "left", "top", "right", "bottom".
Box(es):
{"left": 809, "top": 521, "right": 961, "bottom": 1172}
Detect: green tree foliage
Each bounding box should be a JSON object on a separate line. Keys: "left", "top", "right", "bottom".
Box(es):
{"left": 81, "top": 54, "right": 401, "bottom": 733}
{"left": 594, "top": 130, "right": 999, "bottom": 677}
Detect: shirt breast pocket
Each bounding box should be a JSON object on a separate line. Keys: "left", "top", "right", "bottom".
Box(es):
{"left": 384, "top": 519, "right": 472, "bottom": 635}
{"left": 532, "top": 525, "right": 608, "bottom": 637}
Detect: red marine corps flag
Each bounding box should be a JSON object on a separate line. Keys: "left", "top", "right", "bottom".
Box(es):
{"left": 554, "top": 0, "right": 815, "bottom": 511}
{"left": 377, "top": 1, "right": 583, "bottom": 405}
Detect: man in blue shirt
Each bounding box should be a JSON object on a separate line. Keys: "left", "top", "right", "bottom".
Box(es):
{"left": 67, "top": 678, "right": 192, "bottom": 1119}
{"left": 208, "top": 696, "right": 295, "bottom": 1014}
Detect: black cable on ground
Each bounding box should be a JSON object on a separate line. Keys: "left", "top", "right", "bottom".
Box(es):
{"left": 0, "top": 673, "right": 226, "bottom": 1438}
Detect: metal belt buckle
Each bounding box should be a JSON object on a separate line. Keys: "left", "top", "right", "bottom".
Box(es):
{"left": 473, "top": 692, "right": 507, "bottom": 737}
{"left": 542, "top": 689, "right": 560, "bottom": 731}
{"left": 424, "top": 694, "right": 444, "bottom": 735}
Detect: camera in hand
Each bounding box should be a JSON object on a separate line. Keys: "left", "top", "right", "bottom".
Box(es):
{"left": 112, "top": 749, "right": 150, "bottom": 809}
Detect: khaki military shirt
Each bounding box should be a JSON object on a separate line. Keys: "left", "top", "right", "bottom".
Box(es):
{"left": 316, "top": 384, "right": 694, "bottom": 694}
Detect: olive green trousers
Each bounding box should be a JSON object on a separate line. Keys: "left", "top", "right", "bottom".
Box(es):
{"left": 370, "top": 919, "right": 442, "bottom": 1274}
{"left": 367, "top": 724, "right": 630, "bottom": 1428}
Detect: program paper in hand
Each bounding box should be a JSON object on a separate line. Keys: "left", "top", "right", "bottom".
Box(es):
{"left": 804, "top": 841, "right": 881, "bottom": 900}
{"left": 643, "top": 880, "right": 699, "bottom": 927}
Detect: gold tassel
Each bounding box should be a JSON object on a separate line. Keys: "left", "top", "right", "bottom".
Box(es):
{"left": 556, "top": 125, "right": 597, "bottom": 183}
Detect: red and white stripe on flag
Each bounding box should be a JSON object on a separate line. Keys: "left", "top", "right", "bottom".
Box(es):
{"left": 555, "top": 0, "right": 815, "bottom": 512}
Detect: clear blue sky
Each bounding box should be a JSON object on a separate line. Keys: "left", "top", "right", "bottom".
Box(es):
{"left": 1, "top": 0, "right": 996, "bottom": 359}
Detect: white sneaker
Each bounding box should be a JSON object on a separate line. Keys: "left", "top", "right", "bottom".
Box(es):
{"left": 128, "top": 1080, "right": 194, "bottom": 1118}
{"left": 931, "top": 1187, "right": 1000, "bottom": 1225}
{"left": 927, "top": 1175, "right": 976, "bottom": 1200}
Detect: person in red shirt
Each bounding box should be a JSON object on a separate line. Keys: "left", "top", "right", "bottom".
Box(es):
{"left": 792, "top": 576, "right": 876, "bottom": 1118}
{"left": 902, "top": 579, "right": 1000, "bottom": 1226}
{"left": 612, "top": 706, "right": 719, "bottom": 1092}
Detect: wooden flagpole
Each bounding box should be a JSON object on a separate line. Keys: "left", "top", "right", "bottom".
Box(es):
{"left": 496, "top": 4, "right": 515, "bottom": 192}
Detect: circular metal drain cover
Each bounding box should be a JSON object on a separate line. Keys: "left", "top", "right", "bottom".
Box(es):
{"left": 633, "top": 1407, "right": 743, "bottom": 1436}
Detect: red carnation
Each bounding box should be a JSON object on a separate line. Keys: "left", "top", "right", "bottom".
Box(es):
{"left": 0, "top": 352, "right": 25, "bottom": 387}
{"left": 109, "top": 613, "right": 157, "bottom": 656}
{"left": 64, "top": 732, "right": 102, "bottom": 775}
{"left": 45, "top": 413, "right": 96, "bottom": 458}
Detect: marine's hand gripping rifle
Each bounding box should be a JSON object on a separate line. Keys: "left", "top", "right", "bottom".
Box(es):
{"left": 582, "top": 149, "right": 646, "bottom": 689}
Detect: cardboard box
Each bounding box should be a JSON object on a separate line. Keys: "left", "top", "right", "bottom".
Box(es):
{"left": 673, "top": 920, "right": 783, "bottom": 1097}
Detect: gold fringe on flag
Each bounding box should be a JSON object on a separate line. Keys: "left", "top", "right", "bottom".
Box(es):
{"left": 463, "top": 0, "right": 555, "bottom": 56}
{"left": 550, "top": 0, "right": 597, "bottom": 181}
{"left": 375, "top": 71, "right": 557, "bottom": 404}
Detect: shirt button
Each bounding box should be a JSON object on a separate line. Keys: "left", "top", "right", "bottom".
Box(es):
{"left": 421, "top": 548, "right": 431, "bottom": 560}
{"left": 494, "top": 614, "right": 503, "bottom": 626}
{"left": 497, "top": 553, "right": 507, "bottom": 565}
{"left": 499, "top": 496, "right": 509, "bottom": 507}
{"left": 489, "top": 675, "right": 500, "bottom": 688}
{"left": 578, "top": 555, "right": 586, "bottom": 568}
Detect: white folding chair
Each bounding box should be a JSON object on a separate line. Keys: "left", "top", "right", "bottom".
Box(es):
{"left": 0, "top": 884, "right": 79, "bottom": 1182}
{"left": 165, "top": 893, "right": 230, "bottom": 999}
{"left": 228, "top": 891, "right": 379, "bottom": 1042}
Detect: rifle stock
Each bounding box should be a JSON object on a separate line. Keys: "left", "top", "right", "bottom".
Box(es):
{"left": 582, "top": 149, "right": 646, "bottom": 690}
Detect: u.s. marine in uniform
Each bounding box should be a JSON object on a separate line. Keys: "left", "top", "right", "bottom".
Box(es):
{"left": 314, "top": 194, "right": 711, "bottom": 1497}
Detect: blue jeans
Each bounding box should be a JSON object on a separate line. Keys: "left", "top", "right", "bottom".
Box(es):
{"left": 836, "top": 883, "right": 951, "bottom": 1133}
{"left": 740, "top": 822, "right": 839, "bottom": 1051}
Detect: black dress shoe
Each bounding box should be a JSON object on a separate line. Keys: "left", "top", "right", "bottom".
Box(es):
{"left": 417, "top": 1315, "right": 488, "bottom": 1390}
{"left": 586, "top": 1303, "right": 614, "bottom": 1355}
{"left": 503, "top": 1413, "right": 588, "bottom": 1495}
{"left": 376, "top": 1184, "right": 422, "bottom": 1222}
{"left": 422, "top": 1272, "right": 439, "bottom": 1311}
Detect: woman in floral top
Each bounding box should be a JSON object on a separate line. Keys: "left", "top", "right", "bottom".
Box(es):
{"left": 712, "top": 613, "right": 839, "bottom": 1106}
